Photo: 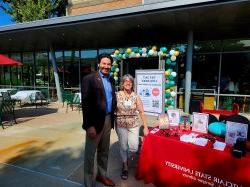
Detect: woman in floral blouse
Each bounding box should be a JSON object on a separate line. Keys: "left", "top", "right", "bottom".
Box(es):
{"left": 115, "top": 74, "right": 149, "bottom": 180}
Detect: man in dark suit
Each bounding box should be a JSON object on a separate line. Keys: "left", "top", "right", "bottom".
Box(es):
{"left": 81, "top": 53, "right": 117, "bottom": 187}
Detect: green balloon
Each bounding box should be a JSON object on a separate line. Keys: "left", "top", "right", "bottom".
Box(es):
{"left": 132, "top": 47, "right": 139, "bottom": 53}
{"left": 168, "top": 75, "right": 174, "bottom": 80}
{"left": 165, "top": 93, "right": 171, "bottom": 98}
{"left": 165, "top": 83, "right": 171, "bottom": 88}
{"left": 169, "top": 80, "right": 176, "bottom": 86}
{"left": 170, "top": 62, "right": 176, "bottom": 66}
{"left": 167, "top": 99, "right": 173, "bottom": 105}
{"left": 170, "top": 100, "right": 175, "bottom": 106}
{"left": 166, "top": 59, "right": 171, "bottom": 65}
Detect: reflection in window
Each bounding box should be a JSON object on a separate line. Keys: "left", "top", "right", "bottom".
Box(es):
{"left": 0, "top": 54, "right": 11, "bottom": 85}
{"left": 49, "top": 51, "right": 63, "bottom": 87}
{"left": 80, "top": 50, "right": 97, "bottom": 81}
{"left": 194, "top": 40, "right": 222, "bottom": 53}
{"left": 222, "top": 39, "right": 250, "bottom": 52}
{"left": 221, "top": 53, "right": 250, "bottom": 94}
{"left": 0, "top": 66, "right": 10, "bottom": 85}
{"left": 23, "top": 52, "right": 34, "bottom": 86}
{"left": 36, "top": 52, "right": 49, "bottom": 86}
{"left": 99, "top": 48, "right": 114, "bottom": 55}
{"left": 192, "top": 54, "right": 220, "bottom": 90}
{"left": 10, "top": 53, "right": 22, "bottom": 86}
{"left": 64, "top": 50, "right": 80, "bottom": 87}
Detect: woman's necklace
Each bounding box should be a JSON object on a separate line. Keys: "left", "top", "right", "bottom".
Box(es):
{"left": 123, "top": 90, "right": 132, "bottom": 101}
{"left": 123, "top": 91, "right": 132, "bottom": 108}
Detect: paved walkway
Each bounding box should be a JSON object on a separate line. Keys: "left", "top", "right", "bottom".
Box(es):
{"left": 2, "top": 103, "right": 248, "bottom": 187}
{"left": 0, "top": 103, "right": 155, "bottom": 187}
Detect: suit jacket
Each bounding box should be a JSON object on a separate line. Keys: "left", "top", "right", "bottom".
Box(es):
{"left": 81, "top": 72, "right": 117, "bottom": 134}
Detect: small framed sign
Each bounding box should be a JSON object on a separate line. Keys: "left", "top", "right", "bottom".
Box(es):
{"left": 225, "top": 121, "right": 248, "bottom": 145}
{"left": 167, "top": 109, "right": 180, "bottom": 126}
{"left": 158, "top": 113, "right": 170, "bottom": 129}
{"left": 192, "top": 112, "right": 209, "bottom": 133}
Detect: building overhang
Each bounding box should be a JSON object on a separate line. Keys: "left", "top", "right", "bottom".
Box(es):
{"left": 0, "top": 0, "right": 250, "bottom": 53}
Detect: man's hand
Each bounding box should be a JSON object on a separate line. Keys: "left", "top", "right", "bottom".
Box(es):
{"left": 87, "top": 126, "right": 97, "bottom": 139}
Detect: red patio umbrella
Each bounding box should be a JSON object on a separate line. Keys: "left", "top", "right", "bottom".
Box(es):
{"left": 0, "top": 54, "right": 22, "bottom": 66}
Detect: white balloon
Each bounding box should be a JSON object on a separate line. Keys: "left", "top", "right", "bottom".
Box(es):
{"left": 171, "top": 72, "right": 177, "bottom": 77}
{"left": 170, "top": 91, "right": 176, "bottom": 97}
{"left": 169, "top": 50, "right": 175, "bottom": 56}
{"left": 114, "top": 76, "right": 118, "bottom": 81}
{"left": 142, "top": 47, "right": 147, "bottom": 53}
{"left": 136, "top": 53, "right": 140, "bottom": 57}
{"left": 158, "top": 51, "right": 163, "bottom": 56}
{"left": 115, "top": 68, "right": 119, "bottom": 72}
{"left": 168, "top": 106, "right": 174, "bottom": 109}
{"left": 142, "top": 53, "right": 147, "bottom": 57}
{"left": 130, "top": 52, "right": 135, "bottom": 58}
{"left": 171, "top": 55, "right": 176, "bottom": 61}
{"left": 148, "top": 49, "right": 154, "bottom": 56}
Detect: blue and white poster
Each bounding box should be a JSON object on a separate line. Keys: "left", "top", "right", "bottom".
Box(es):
{"left": 135, "top": 70, "right": 165, "bottom": 116}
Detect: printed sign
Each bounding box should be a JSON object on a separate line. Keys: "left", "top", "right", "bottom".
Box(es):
{"left": 225, "top": 121, "right": 248, "bottom": 145}
{"left": 167, "top": 109, "right": 180, "bottom": 126}
{"left": 136, "top": 70, "right": 165, "bottom": 116}
{"left": 192, "top": 112, "right": 209, "bottom": 133}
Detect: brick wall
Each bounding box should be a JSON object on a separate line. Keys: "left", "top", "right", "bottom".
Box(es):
{"left": 67, "top": 0, "right": 142, "bottom": 16}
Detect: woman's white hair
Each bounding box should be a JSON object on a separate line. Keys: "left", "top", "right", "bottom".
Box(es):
{"left": 120, "top": 74, "right": 134, "bottom": 91}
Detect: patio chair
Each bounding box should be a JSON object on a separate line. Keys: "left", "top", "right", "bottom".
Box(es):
{"left": 62, "top": 90, "right": 72, "bottom": 107}
{"left": 29, "top": 92, "right": 49, "bottom": 108}
{"left": 65, "top": 93, "right": 81, "bottom": 112}
{"left": 0, "top": 93, "right": 17, "bottom": 129}
{"left": 39, "top": 88, "right": 50, "bottom": 103}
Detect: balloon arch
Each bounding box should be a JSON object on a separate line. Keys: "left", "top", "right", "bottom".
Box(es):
{"left": 111, "top": 46, "right": 183, "bottom": 112}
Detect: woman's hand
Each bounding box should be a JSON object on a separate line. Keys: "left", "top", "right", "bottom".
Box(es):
{"left": 143, "top": 126, "right": 149, "bottom": 136}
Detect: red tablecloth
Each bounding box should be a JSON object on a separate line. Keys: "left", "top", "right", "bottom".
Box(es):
{"left": 136, "top": 131, "right": 250, "bottom": 187}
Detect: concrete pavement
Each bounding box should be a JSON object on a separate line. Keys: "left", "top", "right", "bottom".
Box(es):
{"left": 0, "top": 103, "right": 156, "bottom": 187}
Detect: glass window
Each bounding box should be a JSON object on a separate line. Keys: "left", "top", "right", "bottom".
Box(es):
{"left": 99, "top": 48, "right": 114, "bottom": 54}
{"left": 64, "top": 50, "right": 80, "bottom": 88}
{"left": 194, "top": 40, "right": 222, "bottom": 53}
{"left": 222, "top": 39, "right": 250, "bottom": 52}
{"left": 0, "top": 66, "right": 4, "bottom": 85}
{"left": 0, "top": 54, "right": 10, "bottom": 86}
{"left": 36, "top": 52, "right": 49, "bottom": 87}
{"left": 23, "top": 52, "right": 34, "bottom": 87}
{"left": 80, "top": 50, "right": 97, "bottom": 81}
{"left": 0, "top": 66, "right": 10, "bottom": 85}
{"left": 192, "top": 54, "right": 220, "bottom": 90}
{"left": 220, "top": 52, "right": 250, "bottom": 94}
{"left": 10, "top": 53, "right": 22, "bottom": 86}
{"left": 49, "top": 51, "right": 63, "bottom": 87}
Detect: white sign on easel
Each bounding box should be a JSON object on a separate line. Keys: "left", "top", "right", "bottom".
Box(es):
{"left": 192, "top": 112, "right": 209, "bottom": 133}
{"left": 135, "top": 70, "right": 165, "bottom": 116}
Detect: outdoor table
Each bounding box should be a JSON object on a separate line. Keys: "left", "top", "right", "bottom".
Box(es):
{"left": 11, "top": 90, "right": 42, "bottom": 104}
{"left": 136, "top": 129, "right": 250, "bottom": 187}
{"left": 0, "top": 88, "right": 16, "bottom": 96}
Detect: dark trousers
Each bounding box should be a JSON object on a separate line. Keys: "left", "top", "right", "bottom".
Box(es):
{"left": 84, "top": 115, "right": 112, "bottom": 187}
